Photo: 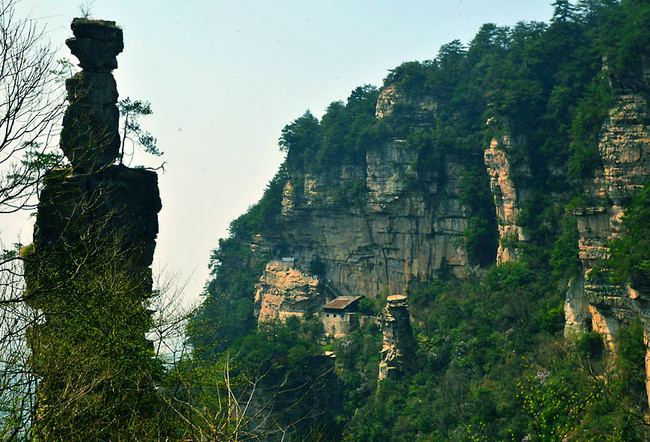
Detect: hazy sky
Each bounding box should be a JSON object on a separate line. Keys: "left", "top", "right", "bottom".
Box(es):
{"left": 8, "top": 0, "right": 555, "bottom": 304}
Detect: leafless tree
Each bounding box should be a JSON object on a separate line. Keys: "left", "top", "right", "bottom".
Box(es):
{"left": 0, "top": 0, "right": 67, "bottom": 214}
{"left": 0, "top": 0, "right": 66, "bottom": 437}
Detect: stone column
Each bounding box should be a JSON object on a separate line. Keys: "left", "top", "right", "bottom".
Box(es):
{"left": 24, "top": 18, "right": 162, "bottom": 439}
{"left": 61, "top": 18, "right": 123, "bottom": 171}
{"left": 378, "top": 295, "right": 415, "bottom": 381}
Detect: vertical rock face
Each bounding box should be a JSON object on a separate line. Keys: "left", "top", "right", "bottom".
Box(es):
{"left": 570, "top": 91, "right": 650, "bottom": 338}
{"left": 60, "top": 19, "right": 124, "bottom": 172}
{"left": 566, "top": 84, "right": 650, "bottom": 406}
{"left": 378, "top": 295, "right": 415, "bottom": 381}
{"left": 483, "top": 121, "right": 528, "bottom": 264}
{"left": 254, "top": 260, "right": 323, "bottom": 322}
{"left": 24, "top": 19, "right": 161, "bottom": 436}
{"left": 267, "top": 145, "right": 469, "bottom": 301}
{"left": 260, "top": 88, "right": 469, "bottom": 306}
{"left": 27, "top": 17, "right": 161, "bottom": 298}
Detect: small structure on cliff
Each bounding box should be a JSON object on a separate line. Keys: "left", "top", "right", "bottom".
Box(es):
{"left": 378, "top": 295, "right": 415, "bottom": 381}
{"left": 23, "top": 18, "right": 162, "bottom": 438}
{"left": 322, "top": 295, "right": 362, "bottom": 338}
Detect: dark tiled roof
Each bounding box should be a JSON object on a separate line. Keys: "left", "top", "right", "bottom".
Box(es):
{"left": 323, "top": 296, "right": 362, "bottom": 310}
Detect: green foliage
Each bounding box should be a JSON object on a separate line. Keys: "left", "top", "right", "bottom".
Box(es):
{"left": 228, "top": 168, "right": 287, "bottom": 239}
{"left": 186, "top": 2, "right": 650, "bottom": 440}
{"left": 26, "top": 239, "right": 167, "bottom": 440}
{"left": 188, "top": 168, "right": 287, "bottom": 358}
{"left": 229, "top": 317, "right": 342, "bottom": 438}
{"left": 518, "top": 363, "right": 599, "bottom": 440}
{"left": 118, "top": 97, "right": 161, "bottom": 159}
{"left": 281, "top": 85, "right": 381, "bottom": 177}
{"left": 568, "top": 76, "right": 613, "bottom": 180}
{"left": 279, "top": 110, "right": 320, "bottom": 168}
{"left": 576, "top": 331, "right": 605, "bottom": 358}
{"left": 308, "top": 255, "right": 326, "bottom": 276}
{"left": 608, "top": 182, "right": 650, "bottom": 290}
{"left": 550, "top": 214, "right": 581, "bottom": 280}
{"left": 615, "top": 319, "right": 647, "bottom": 406}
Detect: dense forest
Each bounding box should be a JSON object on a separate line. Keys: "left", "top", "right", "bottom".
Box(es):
{"left": 187, "top": 0, "right": 650, "bottom": 440}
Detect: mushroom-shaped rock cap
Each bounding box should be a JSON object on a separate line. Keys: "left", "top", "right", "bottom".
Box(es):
{"left": 66, "top": 18, "right": 123, "bottom": 72}
{"left": 386, "top": 294, "right": 408, "bottom": 305}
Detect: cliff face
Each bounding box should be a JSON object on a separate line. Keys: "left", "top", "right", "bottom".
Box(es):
{"left": 563, "top": 76, "right": 650, "bottom": 404}
{"left": 568, "top": 89, "right": 650, "bottom": 335}
{"left": 258, "top": 88, "right": 469, "bottom": 309}
{"left": 483, "top": 122, "right": 528, "bottom": 264}
{"left": 254, "top": 260, "right": 323, "bottom": 322}
{"left": 251, "top": 55, "right": 650, "bottom": 406}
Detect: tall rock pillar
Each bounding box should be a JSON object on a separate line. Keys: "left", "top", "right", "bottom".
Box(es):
{"left": 378, "top": 295, "right": 416, "bottom": 381}
{"left": 24, "top": 18, "right": 162, "bottom": 439}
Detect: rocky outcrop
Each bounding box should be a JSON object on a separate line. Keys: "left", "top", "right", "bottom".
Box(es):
{"left": 255, "top": 260, "right": 323, "bottom": 322}
{"left": 251, "top": 84, "right": 473, "bottom": 325}
{"left": 267, "top": 146, "right": 468, "bottom": 301}
{"left": 570, "top": 91, "right": 650, "bottom": 335}
{"left": 24, "top": 19, "right": 161, "bottom": 436}
{"left": 566, "top": 86, "right": 650, "bottom": 405}
{"left": 27, "top": 18, "right": 160, "bottom": 296}
{"left": 375, "top": 84, "right": 437, "bottom": 130}
{"left": 378, "top": 295, "right": 415, "bottom": 381}
{"left": 483, "top": 120, "right": 528, "bottom": 264}
{"left": 60, "top": 19, "right": 123, "bottom": 172}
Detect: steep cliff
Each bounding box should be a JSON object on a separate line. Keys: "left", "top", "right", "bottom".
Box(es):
{"left": 190, "top": 2, "right": 650, "bottom": 439}
{"left": 483, "top": 119, "right": 529, "bottom": 264}
{"left": 254, "top": 85, "right": 480, "bottom": 318}
{"left": 254, "top": 260, "right": 323, "bottom": 322}
{"left": 565, "top": 81, "right": 650, "bottom": 403}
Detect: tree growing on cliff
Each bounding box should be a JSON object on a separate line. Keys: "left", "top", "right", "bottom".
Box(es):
{"left": 118, "top": 97, "right": 162, "bottom": 162}
{"left": 608, "top": 182, "right": 650, "bottom": 291}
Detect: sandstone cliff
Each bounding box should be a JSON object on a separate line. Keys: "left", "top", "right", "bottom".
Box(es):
{"left": 483, "top": 118, "right": 529, "bottom": 264}
{"left": 564, "top": 76, "right": 650, "bottom": 405}
{"left": 254, "top": 87, "right": 471, "bottom": 319}
{"left": 254, "top": 260, "right": 323, "bottom": 322}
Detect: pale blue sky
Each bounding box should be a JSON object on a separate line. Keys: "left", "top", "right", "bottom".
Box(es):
{"left": 10, "top": 0, "right": 555, "bottom": 302}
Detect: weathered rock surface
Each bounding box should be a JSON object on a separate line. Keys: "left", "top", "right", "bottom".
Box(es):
{"left": 253, "top": 86, "right": 472, "bottom": 323}
{"left": 378, "top": 295, "right": 415, "bottom": 381}
{"left": 60, "top": 18, "right": 123, "bottom": 172}
{"left": 266, "top": 145, "right": 469, "bottom": 301}
{"left": 566, "top": 86, "right": 650, "bottom": 406}
{"left": 483, "top": 125, "right": 527, "bottom": 264}
{"left": 254, "top": 260, "right": 323, "bottom": 322}
{"left": 24, "top": 19, "right": 161, "bottom": 433}
{"left": 67, "top": 19, "right": 124, "bottom": 72}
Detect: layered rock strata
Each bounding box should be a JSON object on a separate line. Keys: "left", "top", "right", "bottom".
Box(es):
{"left": 24, "top": 18, "right": 161, "bottom": 434}
{"left": 256, "top": 90, "right": 468, "bottom": 314}
{"left": 60, "top": 19, "right": 124, "bottom": 171}
{"left": 378, "top": 295, "right": 415, "bottom": 381}
{"left": 483, "top": 119, "right": 528, "bottom": 264}
{"left": 566, "top": 89, "right": 650, "bottom": 405}
{"left": 254, "top": 260, "right": 323, "bottom": 322}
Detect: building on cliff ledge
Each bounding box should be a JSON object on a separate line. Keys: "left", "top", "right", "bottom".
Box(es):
{"left": 321, "top": 296, "right": 363, "bottom": 338}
